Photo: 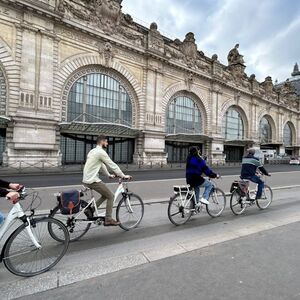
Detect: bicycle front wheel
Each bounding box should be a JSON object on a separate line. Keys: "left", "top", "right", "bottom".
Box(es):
{"left": 206, "top": 188, "right": 226, "bottom": 217}
{"left": 116, "top": 194, "right": 144, "bottom": 231}
{"left": 256, "top": 185, "right": 273, "bottom": 210}
{"left": 168, "top": 193, "right": 194, "bottom": 226}
{"left": 3, "top": 217, "right": 69, "bottom": 277}
{"left": 230, "top": 190, "right": 246, "bottom": 215}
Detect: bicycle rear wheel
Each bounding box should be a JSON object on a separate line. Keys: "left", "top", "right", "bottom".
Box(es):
{"left": 49, "top": 205, "right": 91, "bottom": 242}
{"left": 116, "top": 194, "right": 144, "bottom": 231}
{"left": 256, "top": 185, "right": 273, "bottom": 210}
{"left": 230, "top": 190, "right": 246, "bottom": 215}
{"left": 206, "top": 188, "right": 226, "bottom": 217}
{"left": 3, "top": 217, "right": 69, "bottom": 277}
{"left": 168, "top": 193, "right": 194, "bottom": 226}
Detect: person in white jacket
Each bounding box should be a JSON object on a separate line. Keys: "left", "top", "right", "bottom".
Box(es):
{"left": 82, "top": 135, "right": 132, "bottom": 226}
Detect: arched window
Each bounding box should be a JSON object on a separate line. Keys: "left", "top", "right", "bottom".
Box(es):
{"left": 283, "top": 123, "right": 293, "bottom": 146}
{"left": 166, "top": 95, "right": 202, "bottom": 134}
{"left": 222, "top": 107, "right": 244, "bottom": 140}
{"left": 67, "top": 73, "right": 133, "bottom": 126}
{"left": 259, "top": 117, "right": 272, "bottom": 143}
{"left": 61, "top": 73, "right": 135, "bottom": 165}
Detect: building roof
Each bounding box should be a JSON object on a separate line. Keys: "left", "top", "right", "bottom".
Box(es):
{"left": 276, "top": 63, "right": 300, "bottom": 96}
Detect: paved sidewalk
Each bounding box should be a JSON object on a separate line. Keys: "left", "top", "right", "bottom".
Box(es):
{"left": 1, "top": 187, "right": 300, "bottom": 299}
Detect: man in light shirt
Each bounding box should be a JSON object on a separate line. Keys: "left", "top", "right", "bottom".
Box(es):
{"left": 83, "top": 135, "right": 132, "bottom": 226}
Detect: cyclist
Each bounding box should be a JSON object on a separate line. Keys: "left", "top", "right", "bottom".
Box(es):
{"left": 82, "top": 135, "right": 132, "bottom": 226}
{"left": 186, "top": 146, "right": 220, "bottom": 205}
{"left": 241, "top": 148, "right": 271, "bottom": 200}
{"left": 0, "top": 180, "right": 21, "bottom": 226}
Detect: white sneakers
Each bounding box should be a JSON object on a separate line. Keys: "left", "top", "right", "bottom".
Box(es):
{"left": 200, "top": 197, "right": 209, "bottom": 205}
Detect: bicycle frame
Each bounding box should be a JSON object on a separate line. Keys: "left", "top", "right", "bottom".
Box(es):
{"left": 0, "top": 203, "right": 41, "bottom": 249}
{"left": 72, "top": 179, "right": 132, "bottom": 221}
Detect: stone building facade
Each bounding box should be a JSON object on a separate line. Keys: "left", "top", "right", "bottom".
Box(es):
{"left": 0, "top": 0, "right": 299, "bottom": 166}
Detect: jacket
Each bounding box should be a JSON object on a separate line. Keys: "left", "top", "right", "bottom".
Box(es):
{"left": 241, "top": 154, "right": 269, "bottom": 178}
{"left": 186, "top": 155, "right": 217, "bottom": 187}
{"left": 0, "top": 179, "right": 10, "bottom": 197}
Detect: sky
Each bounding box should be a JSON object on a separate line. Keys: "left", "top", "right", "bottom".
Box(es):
{"left": 122, "top": 0, "right": 300, "bottom": 83}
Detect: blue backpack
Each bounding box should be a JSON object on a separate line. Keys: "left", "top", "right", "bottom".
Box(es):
{"left": 59, "top": 190, "right": 81, "bottom": 215}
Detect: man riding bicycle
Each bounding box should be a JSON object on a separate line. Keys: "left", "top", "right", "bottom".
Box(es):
{"left": 0, "top": 180, "right": 21, "bottom": 226}
{"left": 82, "top": 135, "right": 132, "bottom": 226}
{"left": 241, "top": 148, "right": 271, "bottom": 200}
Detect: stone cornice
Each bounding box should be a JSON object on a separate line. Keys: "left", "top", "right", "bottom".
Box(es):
{"left": 0, "top": 0, "right": 299, "bottom": 116}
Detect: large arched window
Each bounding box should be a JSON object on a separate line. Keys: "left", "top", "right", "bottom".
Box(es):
{"left": 222, "top": 107, "right": 244, "bottom": 140}
{"left": 67, "top": 73, "right": 133, "bottom": 126}
{"left": 259, "top": 117, "right": 272, "bottom": 143}
{"left": 283, "top": 123, "right": 293, "bottom": 146}
{"left": 166, "top": 95, "right": 202, "bottom": 134}
{"left": 61, "top": 73, "right": 135, "bottom": 165}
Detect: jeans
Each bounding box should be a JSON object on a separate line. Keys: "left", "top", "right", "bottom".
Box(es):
{"left": 84, "top": 181, "right": 114, "bottom": 219}
{"left": 194, "top": 179, "right": 214, "bottom": 202}
{"left": 243, "top": 175, "right": 264, "bottom": 199}
{"left": 0, "top": 211, "right": 4, "bottom": 227}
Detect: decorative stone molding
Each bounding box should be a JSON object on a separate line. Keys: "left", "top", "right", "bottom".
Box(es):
{"left": 55, "top": 54, "right": 145, "bottom": 128}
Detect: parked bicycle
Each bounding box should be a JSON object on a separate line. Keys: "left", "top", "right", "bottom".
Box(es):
{"left": 230, "top": 173, "right": 273, "bottom": 215}
{"left": 168, "top": 178, "right": 226, "bottom": 226}
{"left": 0, "top": 187, "right": 69, "bottom": 277}
{"left": 49, "top": 178, "right": 144, "bottom": 242}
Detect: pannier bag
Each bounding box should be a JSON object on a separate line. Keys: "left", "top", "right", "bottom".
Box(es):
{"left": 230, "top": 180, "right": 250, "bottom": 196}
{"left": 59, "top": 190, "right": 81, "bottom": 215}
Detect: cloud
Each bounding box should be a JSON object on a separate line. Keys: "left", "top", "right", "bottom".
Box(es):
{"left": 122, "top": 0, "right": 300, "bottom": 82}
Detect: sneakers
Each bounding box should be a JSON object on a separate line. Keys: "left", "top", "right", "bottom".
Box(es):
{"left": 200, "top": 197, "right": 209, "bottom": 205}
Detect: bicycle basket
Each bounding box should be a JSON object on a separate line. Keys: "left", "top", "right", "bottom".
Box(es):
{"left": 59, "top": 190, "right": 81, "bottom": 215}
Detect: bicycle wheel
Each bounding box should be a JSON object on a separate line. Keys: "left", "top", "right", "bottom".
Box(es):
{"left": 116, "top": 194, "right": 144, "bottom": 231}
{"left": 256, "top": 185, "right": 273, "bottom": 210}
{"left": 206, "top": 188, "right": 226, "bottom": 217}
{"left": 3, "top": 217, "right": 69, "bottom": 277}
{"left": 49, "top": 205, "right": 91, "bottom": 242}
{"left": 230, "top": 190, "right": 246, "bottom": 215}
{"left": 168, "top": 193, "right": 194, "bottom": 226}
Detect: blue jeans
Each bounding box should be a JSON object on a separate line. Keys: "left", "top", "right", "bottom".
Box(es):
{"left": 0, "top": 211, "right": 4, "bottom": 227}
{"left": 194, "top": 179, "right": 214, "bottom": 202}
{"left": 244, "top": 175, "right": 264, "bottom": 199}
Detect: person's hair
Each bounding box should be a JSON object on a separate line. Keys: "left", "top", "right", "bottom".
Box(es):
{"left": 246, "top": 148, "right": 256, "bottom": 155}
{"left": 186, "top": 146, "right": 201, "bottom": 167}
{"left": 96, "top": 135, "right": 108, "bottom": 144}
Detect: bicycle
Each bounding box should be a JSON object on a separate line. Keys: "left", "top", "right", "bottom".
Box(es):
{"left": 230, "top": 173, "right": 273, "bottom": 215}
{"left": 49, "top": 178, "right": 144, "bottom": 242}
{"left": 0, "top": 187, "right": 69, "bottom": 277}
{"left": 168, "top": 178, "right": 226, "bottom": 226}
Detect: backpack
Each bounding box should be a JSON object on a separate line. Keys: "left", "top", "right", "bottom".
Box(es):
{"left": 59, "top": 190, "right": 81, "bottom": 215}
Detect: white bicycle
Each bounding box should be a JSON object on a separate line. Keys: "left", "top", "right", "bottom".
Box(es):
{"left": 0, "top": 187, "right": 69, "bottom": 277}
{"left": 168, "top": 178, "right": 226, "bottom": 226}
{"left": 49, "top": 178, "right": 144, "bottom": 242}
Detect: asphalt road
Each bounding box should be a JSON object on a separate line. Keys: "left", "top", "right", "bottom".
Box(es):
{"left": 2, "top": 187, "right": 300, "bottom": 299}
{"left": 19, "top": 220, "right": 300, "bottom": 300}
{"left": 1, "top": 164, "right": 299, "bottom": 188}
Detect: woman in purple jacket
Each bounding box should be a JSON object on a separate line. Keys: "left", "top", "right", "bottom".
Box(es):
{"left": 0, "top": 179, "right": 21, "bottom": 226}
{"left": 186, "top": 147, "right": 219, "bottom": 205}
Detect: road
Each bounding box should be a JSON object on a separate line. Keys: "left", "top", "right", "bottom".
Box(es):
{"left": 1, "top": 186, "right": 300, "bottom": 299}
{"left": 23, "top": 221, "right": 300, "bottom": 300}
{"left": 1, "top": 164, "right": 299, "bottom": 188}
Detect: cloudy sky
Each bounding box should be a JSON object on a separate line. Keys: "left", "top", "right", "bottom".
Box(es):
{"left": 122, "top": 0, "right": 300, "bottom": 83}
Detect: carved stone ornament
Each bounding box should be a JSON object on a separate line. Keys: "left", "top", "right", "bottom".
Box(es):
{"left": 148, "top": 22, "right": 165, "bottom": 54}
{"left": 185, "top": 72, "right": 194, "bottom": 91}
{"left": 279, "top": 81, "right": 298, "bottom": 109}
{"left": 227, "top": 44, "right": 245, "bottom": 66}
{"left": 97, "top": 42, "right": 117, "bottom": 66}
{"left": 260, "top": 76, "right": 274, "bottom": 95}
